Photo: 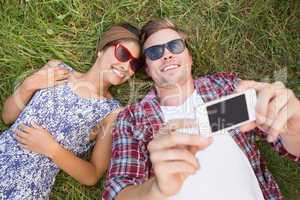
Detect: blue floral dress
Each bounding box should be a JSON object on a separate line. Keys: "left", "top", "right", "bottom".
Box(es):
{"left": 0, "top": 64, "right": 120, "bottom": 200}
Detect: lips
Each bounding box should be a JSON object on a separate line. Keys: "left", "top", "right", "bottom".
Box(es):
{"left": 161, "top": 64, "right": 181, "bottom": 72}
{"left": 111, "top": 66, "right": 126, "bottom": 78}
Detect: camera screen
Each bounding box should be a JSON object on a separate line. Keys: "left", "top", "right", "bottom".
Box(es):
{"left": 206, "top": 94, "right": 249, "bottom": 133}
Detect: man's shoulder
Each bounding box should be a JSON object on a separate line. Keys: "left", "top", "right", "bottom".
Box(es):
{"left": 195, "top": 71, "right": 238, "bottom": 83}
{"left": 194, "top": 72, "right": 239, "bottom": 100}
{"left": 195, "top": 72, "right": 238, "bottom": 89}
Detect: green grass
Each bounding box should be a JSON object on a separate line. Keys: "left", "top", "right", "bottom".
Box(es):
{"left": 0, "top": 0, "right": 299, "bottom": 199}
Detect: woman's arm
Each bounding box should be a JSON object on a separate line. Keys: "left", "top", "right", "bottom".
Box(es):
{"left": 15, "top": 108, "right": 122, "bottom": 186}
{"left": 2, "top": 78, "right": 37, "bottom": 124}
{"left": 2, "top": 60, "right": 70, "bottom": 124}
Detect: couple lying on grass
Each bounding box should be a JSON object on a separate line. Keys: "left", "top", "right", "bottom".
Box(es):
{"left": 1, "top": 19, "right": 300, "bottom": 200}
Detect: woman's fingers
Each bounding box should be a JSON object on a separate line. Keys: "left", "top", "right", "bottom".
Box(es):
{"left": 54, "top": 69, "right": 70, "bottom": 81}
{"left": 14, "top": 129, "right": 29, "bottom": 144}
{"left": 18, "top": 124, "right": 34, "bottom": 134}
{"left": 54, "top": 80, "right": 69, "bottom": 86}
{"left": 42, "top": 60, "right": 63, "bottom": 69}
{"left": 30, "top": 121, "right": 44, "bottom": 131}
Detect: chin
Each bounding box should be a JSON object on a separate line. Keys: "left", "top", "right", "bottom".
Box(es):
{"left": 109, "top": 77, "right": 127, "bottom": 86}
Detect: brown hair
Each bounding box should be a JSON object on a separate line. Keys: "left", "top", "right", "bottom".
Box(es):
{"left": 140, "top": 19, "right": 188, "bottom": 47}
{"left": 93, "top": 23, "right": 141, "bottom": 62}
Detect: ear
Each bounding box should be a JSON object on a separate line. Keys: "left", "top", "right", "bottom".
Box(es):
{"left": 97, "top": 50, "right": 104, "bottom": 58}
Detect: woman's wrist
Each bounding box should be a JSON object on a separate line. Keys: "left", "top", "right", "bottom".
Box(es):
{"left": 22, "top": 75, "right": 38, "bottom": 92}
{"left": 47, "top": 141, "right": 61, "bottom": 160}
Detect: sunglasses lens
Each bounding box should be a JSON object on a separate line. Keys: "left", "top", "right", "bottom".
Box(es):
{"left": 115, "top": 45, "right": 131, "bottom": 62}
{"left": 167, "top": 39, "right": 185, "bottom": 54}
{"left": 144, "top": 45, "right": 164, "bottom": 61}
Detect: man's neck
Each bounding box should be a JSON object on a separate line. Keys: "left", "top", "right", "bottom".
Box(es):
{"left": 156, "top": 78, "right": 195, "bottom": 106}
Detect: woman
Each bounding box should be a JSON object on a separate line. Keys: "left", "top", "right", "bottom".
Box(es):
{"left": 0, "top": 23, "right": 141, "bottom": 199}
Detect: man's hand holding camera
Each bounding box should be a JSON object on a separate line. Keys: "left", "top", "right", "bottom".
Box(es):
{"left": 147, "top": 119, "right": 213, "bottom": 199}
{"left": 238, "top": 80, "right": 300, "bottom": 156}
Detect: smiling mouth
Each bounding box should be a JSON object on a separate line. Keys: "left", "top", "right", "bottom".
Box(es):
{"left": 161, "top": 64, "right": 181, "bottom": 72}
{"left": 111, "top": 66, "right": 126, "bottom": 78}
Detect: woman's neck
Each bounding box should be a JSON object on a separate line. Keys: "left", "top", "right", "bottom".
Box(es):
{"left": 70, "top": 62, "right": 111, "bottom": 99}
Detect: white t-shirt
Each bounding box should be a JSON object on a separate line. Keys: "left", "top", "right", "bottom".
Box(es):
{"left": 160, "top": 90, "right": 265, "bottom": 200}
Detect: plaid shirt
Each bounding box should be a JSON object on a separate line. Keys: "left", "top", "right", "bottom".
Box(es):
{"left": 103, "top": 72, "right": 300, "bottom": 200}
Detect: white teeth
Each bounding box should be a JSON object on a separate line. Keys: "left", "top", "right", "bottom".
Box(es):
{"left": 163, "top": 65, "right": 179, "bottom": 72}
{"left": 112, "top": 68, "right": 125, "bottom": 78}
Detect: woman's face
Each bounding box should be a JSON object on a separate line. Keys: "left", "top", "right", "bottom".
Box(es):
{"left": 99, "top": 40, "right": 140, "bottom": 85}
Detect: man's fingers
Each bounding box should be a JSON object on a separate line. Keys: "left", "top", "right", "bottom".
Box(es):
{"left": 255, "top": 87, "right": 278, "bottom": 124}
{"left": 155, "top": 161, "right": 198, "bottom": 176}
{"left": 165, "top": 119, "right": 198, "bottom": 130}
{"left": 148, "top": 133, "right": 212, "bottom": 151}
{"left": 265, "top": 89, "right": 292, "bottom": 125}
{"left": 268, "top": 102, "right": 295, "bottom": 142}
{"left": 239, "top": 122, "right": 257, "bottom": 132}
{"left": 236, "top": 80, "right": 268, "bottom": 93}
{"left": 150, "top": 149, "right": 199, "bottom": 169}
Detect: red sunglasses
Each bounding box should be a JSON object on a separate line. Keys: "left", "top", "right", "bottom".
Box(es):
{"left": 113, "top": 43, "right": 141, "bottom": 72}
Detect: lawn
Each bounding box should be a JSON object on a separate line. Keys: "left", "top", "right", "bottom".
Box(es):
{"left": 0, "top": 0, "right": 299, "bottom": 199}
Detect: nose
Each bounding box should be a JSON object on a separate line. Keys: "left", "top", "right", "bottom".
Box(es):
{"left": 163, "top": 48, "right": 174, "bottom": 60}
{"left": 119, "top": 63, "right": 128, "bottom": 72}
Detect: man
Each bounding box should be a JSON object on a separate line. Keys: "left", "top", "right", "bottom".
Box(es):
{"left": 102, "top": 19, "right": 300, "bottom": 200}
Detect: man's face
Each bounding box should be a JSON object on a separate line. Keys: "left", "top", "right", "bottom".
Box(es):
{"left": 143, "top": 29, "right": 193, "bottom": 88}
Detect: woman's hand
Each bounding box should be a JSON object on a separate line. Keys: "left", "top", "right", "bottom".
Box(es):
{"left": 14, "top": 122, "right": 60, "bottom": 158}
{"left": 24, "top": 60, "right": 70, "bottom": 92}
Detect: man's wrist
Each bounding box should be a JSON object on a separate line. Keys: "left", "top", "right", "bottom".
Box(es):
{"left": 148, "top": 178, "right": 168, "bottom": 200}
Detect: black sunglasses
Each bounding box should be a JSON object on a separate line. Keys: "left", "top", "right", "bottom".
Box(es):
{"left": 143, "top": 39, "right": 186, "bottom": 61}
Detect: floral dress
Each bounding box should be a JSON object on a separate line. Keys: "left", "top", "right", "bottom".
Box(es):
{"left": 0, "top": 64, "right": 120, "bottom": 199}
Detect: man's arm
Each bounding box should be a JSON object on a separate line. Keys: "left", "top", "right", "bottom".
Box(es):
{"left": 103, "top": 117, "right": 212, "bottom": 200}
{"left": 116, "top": 177, "right": 166, "bottom": 200}
{"left": 102, "top": 108, "right": 149, "bottom": 200}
